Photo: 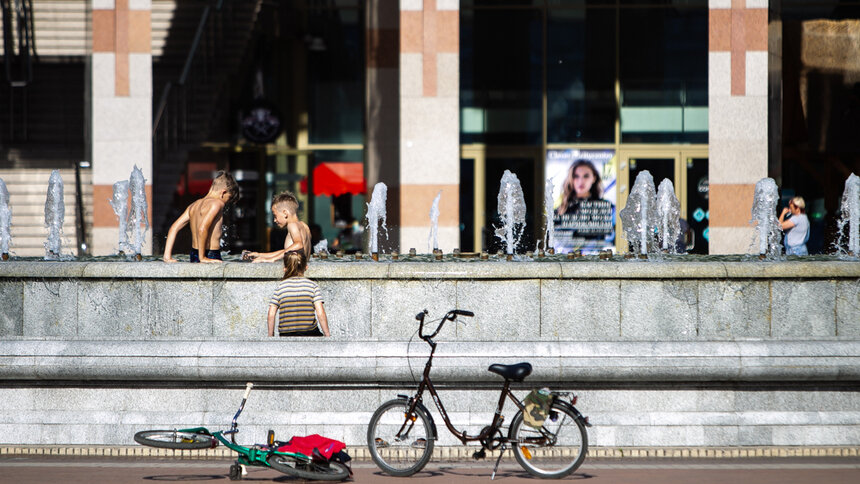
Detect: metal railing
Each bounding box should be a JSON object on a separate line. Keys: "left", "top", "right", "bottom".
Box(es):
{"left": 152, "top": 0, "right": 230, "bottom": 149}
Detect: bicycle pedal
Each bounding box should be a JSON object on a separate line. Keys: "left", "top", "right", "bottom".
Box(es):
{"left": 472, "top": 449, "right": 486, "bottom": 460}
{"left": 411, "top": 438, "right": 427, "bottom": 449}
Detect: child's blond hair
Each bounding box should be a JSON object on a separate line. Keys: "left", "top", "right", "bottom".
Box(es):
{"left": 272, "top": 191, "right": 299, "bottom": 215}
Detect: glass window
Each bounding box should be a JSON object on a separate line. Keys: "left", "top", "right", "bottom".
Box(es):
{"left": 619, "top": 5, "right": 708, "bottom": 143}
{"left": 547, "top": 7, "right": 616, "bottom": 143}
{"left": 460, "top": 8, "right": 543, "bottom": 145}
{"left": 307, "top": 7, "right": 364, "bottom": 144}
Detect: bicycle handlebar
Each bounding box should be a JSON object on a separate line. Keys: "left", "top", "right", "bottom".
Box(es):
{"left": 243, "top": 382, "right": 254, "bottom": 401}
{"left": 417, "top": 309, "right": 474, "bottom": 343}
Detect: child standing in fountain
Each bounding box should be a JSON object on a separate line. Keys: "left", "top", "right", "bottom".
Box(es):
{"left": 268, "top": 250, "right": 330, "bottom": 337}
{"left": 162, "top": 171, "right": 239, "bottom": 263}
{"left": 245, "top": 191, "right": 312, "bottom": 262}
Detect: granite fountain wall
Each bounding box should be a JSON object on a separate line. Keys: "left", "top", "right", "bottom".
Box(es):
{"left": 1, "top": 259, "right": 859, "bottom": 450}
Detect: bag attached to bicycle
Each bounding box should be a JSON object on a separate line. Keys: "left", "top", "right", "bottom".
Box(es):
{"left": 523, "top": 388, "right": 553, "bottom": 429}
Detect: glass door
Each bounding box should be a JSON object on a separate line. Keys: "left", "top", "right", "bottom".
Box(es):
{"left": 618, "top": 150, "right": 707, "bottom": 253}
{"left": 461, "top": 146, "right": 542, "bottom": 253}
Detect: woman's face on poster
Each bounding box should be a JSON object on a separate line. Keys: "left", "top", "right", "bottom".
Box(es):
{"left": 572, "top": 164, "right": 595, "bottom": 199}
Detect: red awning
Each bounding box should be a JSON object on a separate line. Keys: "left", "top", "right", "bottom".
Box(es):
{"left": 300, "top": 162, "right": 366, "bottom": 196}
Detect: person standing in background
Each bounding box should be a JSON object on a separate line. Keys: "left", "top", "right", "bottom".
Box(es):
{"left": 780, "top": 196, "right": 810, "bottom": 256}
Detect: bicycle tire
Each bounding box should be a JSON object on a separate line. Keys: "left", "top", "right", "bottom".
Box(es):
{"left": 266, "top": 454, "right": 350, "bottom": 481}
{"left": 366, "top": 399, "right": 434, "bottom": 476}
{"left": 133, "top": 430, "right": 216, "bottom": 450}
{"left": 509, "top": 401, "right": 588, "bottom": 479}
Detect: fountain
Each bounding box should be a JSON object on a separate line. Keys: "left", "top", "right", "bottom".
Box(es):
{"left": 366, "top": 182, "right": 388, "bottom": 254}
{"left": 837, "top": 173, "right": 860, "bottom": 256}
{"left": 495, "top": 170, "right": 527, "bottom": 256}
{"left": 44, "top": 170, "right": 65, "bottom": 259}
{"left": 428, "top": 190, "right": 442, "bottom": 253}
{"left": 656, "top": 178, "right": 681, "bottom": 254}
{"left": 2, "top": 171, "right": 860, "bottom": 457}
{"left": 543, "top": 178, "right": 555, "bottom": 253}
{"left": 0, "top": 179, "right": 12, "bottom": 260}
{"left": 127, "top": 166, "right": 149, "bottom": 257}
{"left": 750, "top": 177, "right": 782, "bottom": 259}
{"left": 0, "top": 178, "right": 10, "bottom": 260}
{"left": 619, "top": 171, "right": 657, "bottom": 257}
{"left": 109, "top": 180, "right": 131, "bottom": 255}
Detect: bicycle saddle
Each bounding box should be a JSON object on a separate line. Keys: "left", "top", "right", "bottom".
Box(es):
{"left": 488, "top": 362, "right": 532, "bottom": 381}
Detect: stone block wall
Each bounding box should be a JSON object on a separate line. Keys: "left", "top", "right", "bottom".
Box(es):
{"left": 0, "top": 259, "right": 859, "bottom": 449}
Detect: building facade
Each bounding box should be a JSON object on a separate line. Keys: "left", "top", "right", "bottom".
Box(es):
{"left": 1, "top": 0, "right": 859, "bottom": 257}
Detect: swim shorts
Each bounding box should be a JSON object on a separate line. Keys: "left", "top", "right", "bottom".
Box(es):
{"left": 190, "top": 248, "right": 222, "bottom": 263}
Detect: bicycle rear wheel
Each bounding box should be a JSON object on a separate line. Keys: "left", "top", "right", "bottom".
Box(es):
{"left": 133, "top": 430, "right": 216, "bottom": 450}
{"left": 267, "top": 454, "right": 350, "bottom": 481}
{"left": 509, "top": 401, "right": 588, "bottom": 479}
{"left": 366, "top": 399, "right": 434, "bottom": 476}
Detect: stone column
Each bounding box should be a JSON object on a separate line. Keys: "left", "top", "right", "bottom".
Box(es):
{"left": 399, "top": 0, "right": 460, "bottom": 253}
{"left": 708, "top": 0, "right": 769, "bottom": 254}
{"left": 89, "top": 0, "right": 152, "bottom": 256}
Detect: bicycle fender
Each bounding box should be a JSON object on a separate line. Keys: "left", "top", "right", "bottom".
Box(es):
{"left": 553, "top": 400, "right": 591, "bottom": 427}
{"left": 396, "top": 395, "right": 438, "bottom": 440}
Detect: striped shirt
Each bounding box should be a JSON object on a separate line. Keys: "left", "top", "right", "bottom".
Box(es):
{"left": 269, "top": 277, "right": 323, "bottom": 334}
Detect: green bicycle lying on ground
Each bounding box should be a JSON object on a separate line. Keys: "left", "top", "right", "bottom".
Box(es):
{"left": 367, "top": 309, "right": 591, "bottom": 480}
{"left": 134, "top": 383, "right": 350, "bottom": 481}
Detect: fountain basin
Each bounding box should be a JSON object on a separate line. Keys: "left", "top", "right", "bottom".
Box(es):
{"left": 1, "top": 260, "right": 858, "bottom": 340}
{"left": 1, "top": 259, "right": 859, "bottom": 450}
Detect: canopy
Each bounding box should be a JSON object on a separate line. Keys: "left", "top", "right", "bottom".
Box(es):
{"left": 300, "top": 162, "right": 366, "bottom": 196}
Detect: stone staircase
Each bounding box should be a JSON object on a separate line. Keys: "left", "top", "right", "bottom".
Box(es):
{"left": 0, "top": 168, "right": 92, "bottom": 258}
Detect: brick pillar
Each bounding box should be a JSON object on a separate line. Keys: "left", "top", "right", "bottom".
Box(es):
{"left": 398, "top": 0, "right": 460, "bottom": 253}
{"left": 89, "top": 0, "right": 152, "bottom": 255}
{"left": 708, "top": 0, "right": 769, "bottom": 254}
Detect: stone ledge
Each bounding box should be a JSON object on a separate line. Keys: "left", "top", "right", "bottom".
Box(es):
{"left": 1, "top": 445, "right": 858, "bottom": 460}
{"left": 2, "top": 340, "right": 859, "bottom": 382}
{"left": 2, "top": 260, "right": 859, "bottom": 280}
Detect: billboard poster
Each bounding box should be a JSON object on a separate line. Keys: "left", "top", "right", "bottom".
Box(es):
{"left": 547, "top": 149, "right": 617, "bottom": 255}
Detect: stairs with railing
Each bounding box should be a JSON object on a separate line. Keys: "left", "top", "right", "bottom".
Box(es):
{"left": 150, "top": 0, "right": 263, "bottom": 250}
{"left": 0, "top": 1, "right": 261, "bottom": 256}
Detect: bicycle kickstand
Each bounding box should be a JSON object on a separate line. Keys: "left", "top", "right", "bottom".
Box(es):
{"left": 490, "top": 443, "right": 507, "bottom": 480}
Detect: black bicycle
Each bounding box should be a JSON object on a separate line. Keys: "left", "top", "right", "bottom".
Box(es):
{"left": 367, "top": 309, "right": 590, "bottom": 479}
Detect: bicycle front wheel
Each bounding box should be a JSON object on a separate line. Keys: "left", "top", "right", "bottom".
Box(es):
{"left": 366, "top": 399, "right": 434, "bottom": 476}
{"left": 267, "top": 454, "right": 350, "bottom": 481}
{"left": 509, "top": 402, "right": 588, "bottom": 479}
{"left": 133, "top": 430, "right": 216, "bottom": 450}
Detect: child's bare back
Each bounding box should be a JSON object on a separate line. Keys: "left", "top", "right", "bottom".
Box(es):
{"left": 163, "top": 172, "right": 238, "bottom": 263}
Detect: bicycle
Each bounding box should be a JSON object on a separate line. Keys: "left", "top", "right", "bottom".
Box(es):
{"left": 367, "top": 309, "right": 590, "bottom": 480}
{"left": 134, "top": 383, "right": 350, "bottom": 481}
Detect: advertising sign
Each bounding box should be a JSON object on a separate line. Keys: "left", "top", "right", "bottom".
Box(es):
{"left": 547, "top": 149, "right": 617, "bottom": 254}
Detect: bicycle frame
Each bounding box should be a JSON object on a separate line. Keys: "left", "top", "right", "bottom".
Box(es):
{"left": 406, "top": 353, "right": 524, "bottom": 445}
{"left": 169, "top": 427, "right": 311, "bottom": 466}
{"left": 168, "top": 383, "right": 314, "bottom": 468}
{"left": 401, "top": 310, "right": 524, "bottom": 446}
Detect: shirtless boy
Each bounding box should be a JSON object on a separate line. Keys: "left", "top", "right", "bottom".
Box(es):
{"left": 246, "top": 191, "right": 312, "bottom": 263}
{"left": 162, "top": 171, "right": 239, "bottom": 263}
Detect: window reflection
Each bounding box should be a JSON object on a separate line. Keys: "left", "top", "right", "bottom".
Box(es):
{"left": 460, "top": 8, "right": 543, "bottom": 145}
{"left": 307, "top": 7, "right": 364, "bottom": 144}
{"left": 619, "top": 6, "right": 708, "bottom": 143}
{"left": 547, "top": 7, "right": 616, "bottom": 143}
